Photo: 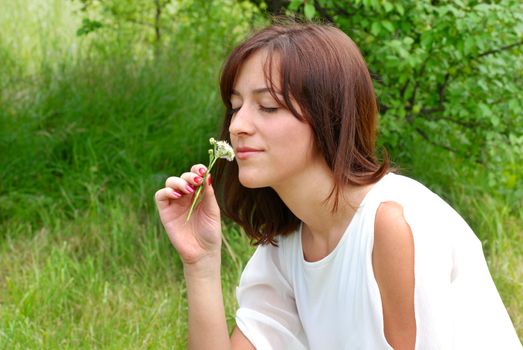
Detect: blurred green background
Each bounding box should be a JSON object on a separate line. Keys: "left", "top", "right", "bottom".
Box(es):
{"left": 0, "top": 0, "right": 521, "bottom": 348}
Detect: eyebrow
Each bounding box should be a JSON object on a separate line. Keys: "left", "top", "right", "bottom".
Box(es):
{"left": 231, "top": 87, "right": 281, "bottom": 96}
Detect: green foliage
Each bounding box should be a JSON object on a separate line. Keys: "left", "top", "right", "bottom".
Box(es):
{"left": 76, "top": 17, "right": 103, "bottom": 35}
{"left": 285, "top": 0, "right": 523, "bottom": 201}
{"left": 73, "top": 0, "right": 264, "bottom": 57}
{"left": 0, "top": 0, "right": 264, "bottom": 229}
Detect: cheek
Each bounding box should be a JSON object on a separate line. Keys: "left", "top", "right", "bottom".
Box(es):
{"left": 271, "top": 132, "right": 317, "bottom": 173}
{"left": 281, "top": 125, "right": 316, "bottom": 158}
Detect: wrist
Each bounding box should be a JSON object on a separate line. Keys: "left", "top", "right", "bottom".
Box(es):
{"left": 183, "top": 251, "right": 221, "bottom": 280}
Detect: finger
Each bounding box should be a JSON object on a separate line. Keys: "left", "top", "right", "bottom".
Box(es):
{"left": 165, "top": 176, "right": 196, "bottom": 195}
{"left": 180, "top": 171, "right": 204, "bottom": 188}
{"left": 155, "top": 187, "right": 182, "bottom": 209}
{"left": 190, "top": 164, "right": 207, "bottom": 177}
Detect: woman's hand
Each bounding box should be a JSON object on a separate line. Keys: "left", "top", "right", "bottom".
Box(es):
{"left": 154, "top": 164, "right": 222, "bottom": 266}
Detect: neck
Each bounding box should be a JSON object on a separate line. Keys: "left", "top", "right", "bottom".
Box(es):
{"left": 271, "top": 161, "right": 369, "bottom": 244}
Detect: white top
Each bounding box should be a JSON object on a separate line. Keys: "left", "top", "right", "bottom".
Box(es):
{"left": 235, "top": 173, "right": 522, "bottom": 349}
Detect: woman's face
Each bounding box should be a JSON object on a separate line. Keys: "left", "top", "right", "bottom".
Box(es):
{"left": 229, "top": 50, "right": 323, "bottom": 190}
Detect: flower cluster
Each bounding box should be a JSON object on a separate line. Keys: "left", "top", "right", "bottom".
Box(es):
{"left": 209, "top": 138, "right": 235, "bottom": 162}
{"left": 185, "top": 138, "right": 235, "bottom": 223}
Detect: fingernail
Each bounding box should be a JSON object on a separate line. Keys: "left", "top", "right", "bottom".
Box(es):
{"left": 207, "top": 174, "right": 212, "bottom": 186}
{"left": 185, "top": 184, "right": 195, "bottom": 193}
{"left": 199, "top": 168, "right": 206, "bottom": 176}
{"left": 172, "top": 190, "right": 182, "bottom": 198}
{"left": 194, "top": 176, "right": 202, "bottom": 184}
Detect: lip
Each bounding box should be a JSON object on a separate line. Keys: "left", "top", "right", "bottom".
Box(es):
{"left": 235, "top": 147, "right": 263, "bottom": 160}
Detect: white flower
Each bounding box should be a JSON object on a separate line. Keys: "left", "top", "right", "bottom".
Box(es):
{"left": 185, "top": 138, "right": 235, "bottom": 223}
{"left": 215, "top": 140, "right": 235, "bottom": 161}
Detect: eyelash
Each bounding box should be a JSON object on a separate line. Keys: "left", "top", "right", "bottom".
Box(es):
{"left": 229, "top": 106, "right": 278, "bottom": 114}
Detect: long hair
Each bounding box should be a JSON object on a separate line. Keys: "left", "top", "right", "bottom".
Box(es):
{"left": 215, "top": 19, "right": 390, "bottom": 245}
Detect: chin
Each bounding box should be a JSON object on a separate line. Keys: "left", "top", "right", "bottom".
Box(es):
{"left": 238, "top": 172, "right": 267, "bottom": 189}
{"left": 238, "top": 178, "right": 263, "bottom": 189}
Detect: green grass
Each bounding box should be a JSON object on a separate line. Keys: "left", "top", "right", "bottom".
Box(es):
{"left": 0, "top": 1, "right": 255, "bottom": 347}
{"left": 0, "top": 197, "right": 252, "bottom": 349}
{"left": 0, "top": 0, "right": 521, "bottom": 348}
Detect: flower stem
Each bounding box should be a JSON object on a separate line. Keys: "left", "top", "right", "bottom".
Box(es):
{"left": 184, "top": 156, "right": 218, "bottom": 223}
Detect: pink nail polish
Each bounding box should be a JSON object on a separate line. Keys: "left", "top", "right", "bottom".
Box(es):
{"left": 199, "top": 168, "right": 206, "bottom": 176}
{"left": 186, "top": 185, "right": 195, "bottom": 193}
{"left": 194, "top": 176, "right": 202, "bottom": 184}
{"left": 172, "top": 190, "right": 182, "bottom": 197}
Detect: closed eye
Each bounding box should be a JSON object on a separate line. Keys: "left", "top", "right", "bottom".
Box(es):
{"left": 228, "top": 106, "right": 278, "bottom": 114}
{"left": 260, "top": 106, "right": 278, "bottom": 113}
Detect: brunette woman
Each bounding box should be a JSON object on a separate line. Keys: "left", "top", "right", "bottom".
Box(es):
{"left": 155, "top": 21, "right": 521, "bottom": 349}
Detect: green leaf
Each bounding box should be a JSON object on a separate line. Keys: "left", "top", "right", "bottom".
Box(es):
{"left": 420, "top": 32, "right": 432, "bottom": 49}
{"left": 76, "top": 17, "right": 103, "bottom": 36}
{"left": 478, "top": 103, "right": 493, "bottom": 119}
{"left": 371, "top": 22, "right": 381, "bottom": 36}
{"left": 396, "top": 3, "right": 405, "bottom": 16}
{"left": 474, "top": 4, "right": 491, "bottom": 12}
{"left": 304, "top": 3, "right": 316, "bottom": 19}
{"left": 288, "top": 0, "right": 304, "bottom": 11}
{"left": 382, "top": 20, "right": 394, "bottom": 33}
{"left": 464, "top": 36, "right": 475, "bottom": 55}
{"left": 384, "top": 2, "right": 394, "bottom": 13}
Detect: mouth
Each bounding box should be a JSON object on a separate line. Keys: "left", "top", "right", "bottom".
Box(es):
{"left": 235, "top": 147, "right": 263, "bottom": 160}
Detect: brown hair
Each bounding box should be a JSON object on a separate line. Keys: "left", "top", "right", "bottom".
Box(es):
{"left": 215, "top": 19, "right": 390, "bottom": 245}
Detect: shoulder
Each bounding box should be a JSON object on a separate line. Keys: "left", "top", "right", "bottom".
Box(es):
{"left": 372, "top": 201, "right": 415, "bottom": 306}
{"left": 374, "top": 200, "right": 412, "bottom": 239}
{"left": 372, "top": 201, "right": 414, "bottom": 273}
{"left": 372, "top": 201, "right": 417, "bottom": 347}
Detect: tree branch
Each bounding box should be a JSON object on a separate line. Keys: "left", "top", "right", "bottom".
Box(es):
{"left": 399, "top": 80, "right": 410, "bottom": 100}
{"left": 404, "top": 51, "right": 432, "bottom": 122}
{"left": 421, "top": 106, "right": 445, "bottom": 114}
{"left": 154, "top": 0, "right": 162, "bottom": 44}
{"left": 414, "top": 127, "right": 483, "bottom": 164}
{"left": 414, "top": 127, "right": 457, "bottom": 153}
{"left": 419, "top": 72, "right": 450, "bottom": 117}
{"left": 446, "top": 40, "right": 523, "bottom": 80}
{"left": 420, "top": 112, "right": 485, "bottom": 129}
{"left": 438, "top": 72, "right": 450, "bottom": 106}
{"left": 475, "top": 40, "right": 523, "bottom": 59}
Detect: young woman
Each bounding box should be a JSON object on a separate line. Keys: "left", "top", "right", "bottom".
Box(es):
{"left": 155, "top": 21, "right": 521, "bottom": 349}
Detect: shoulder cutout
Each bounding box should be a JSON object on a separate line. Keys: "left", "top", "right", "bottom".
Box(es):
{"left": 373, "top": 201, "right": 414, "bottom": 262}
{"left": 372, "top": 201, "right": 416, "bottom": 349}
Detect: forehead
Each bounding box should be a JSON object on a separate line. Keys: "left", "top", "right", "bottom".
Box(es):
{"left": 231, "top": 50, "right": 281, "bottom": 96}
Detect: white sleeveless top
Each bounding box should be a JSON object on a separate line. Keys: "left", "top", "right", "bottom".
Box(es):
{"left": 235, "top": 173, "right": 521, "bottom": 349}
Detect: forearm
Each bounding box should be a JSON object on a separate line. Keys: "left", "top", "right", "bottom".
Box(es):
{"left": 184, "top": 253, "right": 231, "bottom": 350}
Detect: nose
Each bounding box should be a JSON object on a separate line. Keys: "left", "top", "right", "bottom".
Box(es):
{"left": 228, "top": 104, "right": 254, "bottom": 136}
